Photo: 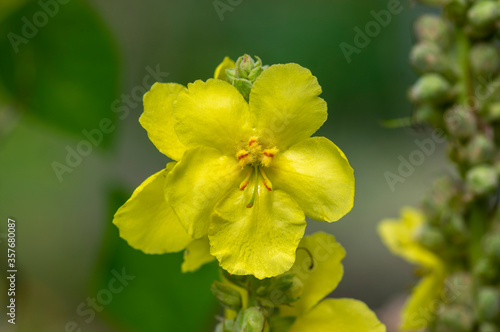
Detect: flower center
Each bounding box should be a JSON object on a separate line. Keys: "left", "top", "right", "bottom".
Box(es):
{"left": 236, "top": 137, "right": 279, "bottom": 208}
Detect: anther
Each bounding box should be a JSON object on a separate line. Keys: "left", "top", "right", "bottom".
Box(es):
{"left": 239, "top": 167, "right": 253, "bottom": 190}
{"left": 259, "top": 167, "right": 273, "bottom": 191}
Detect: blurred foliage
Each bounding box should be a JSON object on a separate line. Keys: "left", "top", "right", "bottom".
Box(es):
{"left": 0, "top": 0, "right": 119, "bottom": 147}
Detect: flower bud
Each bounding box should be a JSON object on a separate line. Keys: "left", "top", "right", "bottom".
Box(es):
{"left": 479, "top": 323, "right": 500, "bottom": 332}
{"left": 410, "top": 42, "right": 451, "bottom": 75}
{"left": 474, "top": 257, "right": 498, "bottom": 282}
{"left": 436, "top": 304, "right": 474, "bottom": 331}
{"left": 476, "top": 287, "right": 500, "bottom": 322}
{"left": 234, "top": 307, "right": 266, "bottom": 332}
{"left": 467, "top": 1, "right": 500, "bottom": 30}
{"left": 416, "top": 224, "right": 446, "bottom": 250}
{"left": 211, "top": 281, "right": 242, "bottom": 312}
{"left": 445, "top": 213, "right": 468, "bottom": 244}
{"left": 413, "top": 104, "right": 443, "bottom": 125}
{"left": 445, "top": 272, "right": 473, "bottom": 305}
{"left": 409, "top": 74, "right": 452, "bottom": 104}
{"left": 215, "top": 320, "right": 235, "bottom": 332}
{"left": 466, "top": 134, "right": 495, "bottom": 164}
{"left": 466, "top": 164, "right": 499, "bottom": 195}
{"left": 483, "top": 102, "right": 500, "bottom": 121}
{"left": 444, "top": 0, "right": 468, "bottom": 22}
{"left": 444, "top": 105, "right": 476, "bottom": 138}
{"left": 483, "top": 232, "right": 500, "bottom": 260}
{"left": 233, "top": 78, "right": 253, "bottom": 101}
{"left": 414, "top": 15, "right": 452, "bottom": 48}
{"left": 470, "top": 44, "right": 500, "bottom": 77}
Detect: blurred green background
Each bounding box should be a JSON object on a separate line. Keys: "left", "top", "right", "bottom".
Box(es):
{"left": 0, "top": 0, "right": 449, "bottom": 331}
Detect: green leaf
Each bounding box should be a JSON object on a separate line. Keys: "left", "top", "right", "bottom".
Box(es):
{"left": 0, "top": 0, "right": 120, "bottom": 148}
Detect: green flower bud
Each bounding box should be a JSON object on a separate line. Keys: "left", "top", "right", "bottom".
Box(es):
{"left": 468, "top": 1, "right": 500, "bottom": 30}
{"left": 233, "top": 78, "right": 253, "bottom": 102}
{"left": 466, "top": 134, "right": 495, "bottom": 164}
{"left": 470, "top": 44, "right": 500, "bottom": 77}
{"left": 410, "top": 42, "right": 451, "bottom": 75}
{"left": 436, "top": 304, "right": 474, "bottom": 331}
{"left": 466, "top": 164, "right": 499, "bottom": 195}
{"left": 474, "top": 257, "right": 498, "bottom": 282}
{"left": 445, "top": 213, "right": 468, "bottom": 244}
{"left": 225, "top": 68, "right": 236, "bottom": 83}
{"left": 409, "top": 74, "right": 452, "bottom": 104}
{"left": 413, "top": 104, "right": 443, "bottom": 126}
{"left": 234, "top": 307, "right": 266, "bottom": 332}
{"left": 484, "top": 102, "right": 500, "bottom": 121}
{"left": 483, "top": 232, "right": 500, "bottom": 260}
{"left": 416, "top": 224, "right": 446, "bottom": 250}
{"left": 445, "top": 272, "right": 473, "bottom": 305}
{"left": 444, "top": 0, "right": 468, "bottom": 22}
{"left": 479, "top": 322, "right": 500, "bottom": 332}
{"left": 414, "top": 15, "right": 452, "bottom": 48}
{"left": 215, "top": 320, "right": 235, "bottom": 332}
{"left": 476, "top": 287, "right": 500, "bottom": 322}
{"left": 444, "top": 106, "right": 477, "bottom": 138}
{"left": 211, "top": 281, "right": 242, "bottom": 312}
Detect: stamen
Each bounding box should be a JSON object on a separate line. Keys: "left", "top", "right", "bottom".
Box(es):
{"left": 259, "top": 167, "right": 273, "bottom": 191}
{"left": 248, "top": 137, "right": 259, "bottom": 147}
{"left": 260, "top": 147, "right": 279, "bottom": 167}
{"left": 237, "top": 149, "right": 253, "bottom": 168}
{"left": 239, "top": 167, "right": 253, "bottom": 190}
{"left": 246, "top": 165, "right": 259, "bottom": 208}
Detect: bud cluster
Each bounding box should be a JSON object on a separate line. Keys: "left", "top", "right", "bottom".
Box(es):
{"left": 224, "top": 54, "right": 268, "bottom": 101}
{"left": 212, "top": 271, "right": 301, "bottom": 332}
{"left": 406, "top": 1, "right": 500, "bottom": 330}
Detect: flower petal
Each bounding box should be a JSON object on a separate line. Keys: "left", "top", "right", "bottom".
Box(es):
{"left": 250, "top": 63, "right": 327, "bottom": 150}
{"left": 289, "top": 299, "right": 386, "bottom": 332}
{"left": 173, "top": 79, "right": 250, "bottom": 154}
{"left": 181, "top": 237, "right": 216, "bottom": 273}
{"left": 112, "top": 165, "right": 191, "bottom": 254}
{"left": 214, "top": 56, "right": 235, "bottom": 80}
{"left": 140, "top": 83, "right": 187, "bottom": 161}
{"left": 267, "top": 137, "right": 354, "bottom": 222}
{"left": 378, "top": 207, "right": 442, "bottom": 269}
{"left": 165, "top": 146, "right": 241, "bottom": 238}
{"left": 281, "top": 232, "right": 346, "bottom": 317}
{"left": 209, "top": 181, "right": 306, "bottom": 279}
{"left": 401, "top": 270, "right": 446, "bottom": 331}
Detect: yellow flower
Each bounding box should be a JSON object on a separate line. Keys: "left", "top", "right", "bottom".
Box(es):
{"left": 378, "top": 207, "right": 447, "bottom": 331}
{"left": 281, "top": 232, "right": 386, "bottom": 332}
{"left": 113, "top": 57, "right": 355, "bottom": 279}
